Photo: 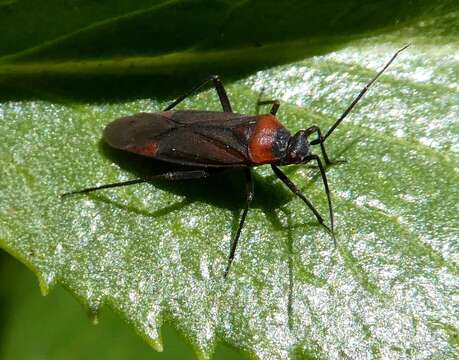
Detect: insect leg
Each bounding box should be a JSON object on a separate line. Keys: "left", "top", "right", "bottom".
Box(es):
{"left": 61, "top": 170, "right": 217, "bottom": 197}
{"left": 271, "top": 165, "right": 333, "bottom": 238}
{"left": 256, "top": 100, "right": 280, "bottom": 115}
{"left": 255, "top": 89, "right": 280, "bottom": 115}
{"left": 163, "top": 75, "right": 232, "bottom": 112}
{"left": 224, "top": 168, "right": 253, "bottom": 278}
{"left": 304, "top": 155, "right": 336, "bottom": 245}
{"left": 305, "top": 125, "right": 345, "bottom": 166}
{"left": 312, "top": 44, "right": 409, "bottom": 145}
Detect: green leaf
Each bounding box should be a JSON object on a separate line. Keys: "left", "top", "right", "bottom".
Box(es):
{"left": 1, "top": 2, "right": 458, "bottom": 360}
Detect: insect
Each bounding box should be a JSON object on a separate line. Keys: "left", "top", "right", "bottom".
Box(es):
{"left": 63, "top": 45, "right": 408, "bottom": 277}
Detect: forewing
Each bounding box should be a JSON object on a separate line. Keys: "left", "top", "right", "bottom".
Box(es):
{"left": 103, "top": 111, "right": 257, "bottom": 166}
{"left": 157, "top": 111, "right": 257, "bottom": 166}
{"left": 103, "top": 112, "right": 174, "bottom": 153}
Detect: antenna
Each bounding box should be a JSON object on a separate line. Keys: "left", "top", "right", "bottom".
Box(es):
{"left": 312, "top": 44, "right": 410, "bottom": 145}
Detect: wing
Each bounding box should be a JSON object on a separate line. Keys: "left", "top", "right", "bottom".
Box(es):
{"left": 103, "top": 110, "right": 258, "bottom": 167}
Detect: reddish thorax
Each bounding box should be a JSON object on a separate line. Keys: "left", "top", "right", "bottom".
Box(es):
{"left": 248, "top": 115, "right": 285, "bottom": 164}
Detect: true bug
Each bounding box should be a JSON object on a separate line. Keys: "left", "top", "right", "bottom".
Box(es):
{"left": 63, "top": 46, "right": 408, "bottom": 277}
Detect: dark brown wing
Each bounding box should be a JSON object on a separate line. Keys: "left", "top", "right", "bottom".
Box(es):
{"left": 103, "top": 110, "right": 258, "bottom": 167}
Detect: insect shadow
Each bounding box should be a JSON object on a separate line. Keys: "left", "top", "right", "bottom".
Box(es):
{"left": 91, "top": 140, "right": 298, "bottom": 234}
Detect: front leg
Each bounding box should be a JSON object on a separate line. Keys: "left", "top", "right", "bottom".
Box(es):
{"left": 308, "top": 126, "right": 346, "bottom": 166}
{"left": 271, "top": 164, "right": 332, "bottom": 236}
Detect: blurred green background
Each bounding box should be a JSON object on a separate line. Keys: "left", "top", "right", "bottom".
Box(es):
{"left": 1, "top": 0, "right": 457, "bottom": 101}
{"left": 0, "top": 250, "right": 247, "bottom": 359}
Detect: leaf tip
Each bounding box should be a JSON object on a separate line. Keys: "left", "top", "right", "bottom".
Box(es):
{"left": 146, "top": 337, "right": 164, "bottom": 352}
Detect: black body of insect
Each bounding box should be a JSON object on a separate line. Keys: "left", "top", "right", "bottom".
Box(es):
{"left": 63, "top": 46, "right": 408, "bottom": 277}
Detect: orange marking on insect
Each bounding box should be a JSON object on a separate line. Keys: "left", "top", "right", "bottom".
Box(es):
{"left": 127, "top": 143, "right": 159, "bottom": 157}
{"left": 248, "top": 115, "right": 283, "bottom": 164}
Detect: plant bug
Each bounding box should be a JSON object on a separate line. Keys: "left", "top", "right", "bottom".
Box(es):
{"left": 63, "top": 45, "right": 409, "bottom": 277}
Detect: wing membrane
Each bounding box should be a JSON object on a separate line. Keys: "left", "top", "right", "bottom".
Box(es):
{"left": 104, "top": 110, "right": 257, "bottom": 167}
